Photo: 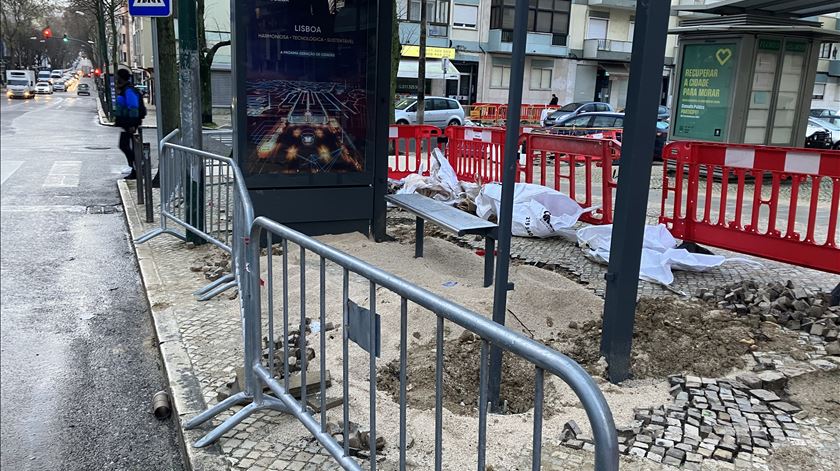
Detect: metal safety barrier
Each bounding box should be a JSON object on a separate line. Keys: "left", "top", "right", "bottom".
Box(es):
{"left": 660, "top": 141, "right": 840, "bottom": 274}
{"left": 184, "top": 216, "right": 619, "bottom": 470}
{"left": 521, "top": 133, "right": 621, "bottom": 225}
{"left": 135, "top": 129, "right": 250, "bottom": 300}
{"left": 444, "top": 125, "right": 510, "bottom": 183}
{"left": 387, "top": 125, "right": 443, "bottom": 180}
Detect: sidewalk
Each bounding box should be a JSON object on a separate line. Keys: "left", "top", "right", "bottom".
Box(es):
{"left": 97, "top": 97, "right": 232, "bottom": 130}
{"left": 119, "top": 178, "right": 840, "bottom": 471}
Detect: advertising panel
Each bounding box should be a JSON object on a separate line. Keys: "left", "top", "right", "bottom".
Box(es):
{"left": 673, "top": 43, "right": 737, "bottom": 142}
{"left": 242, "top": 0, "right": 373, "bottom": 179}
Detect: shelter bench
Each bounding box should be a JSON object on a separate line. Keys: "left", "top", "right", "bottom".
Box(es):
{"left": 386, "top": 193, "right": 498, "bottom": 287}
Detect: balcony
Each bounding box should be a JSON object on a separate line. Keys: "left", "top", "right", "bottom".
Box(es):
{"left": 587, "top": 0, "right": 636, "bottom": 10}
{"left": 583, "top": 39, "right": 633, "bottom": 62}
{"left": 830, "top": 59, "right": 840, "bottom": 77}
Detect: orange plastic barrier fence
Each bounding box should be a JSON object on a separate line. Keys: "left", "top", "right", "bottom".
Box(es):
{"left": 444, "top": 126, "right": 510, "bottom": 183}
{"left": 387, "top": 125, "right": 443, "bottom": 180}
{"left": 660, "top": 141, "right": 840, "bottom": 274}
{"left": 520, "top": 134, "right": 621, "bottom": 225}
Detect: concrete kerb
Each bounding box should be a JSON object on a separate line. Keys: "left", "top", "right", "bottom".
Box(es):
{"left": 117, "top": 180, "right": 230, "bottom": 471}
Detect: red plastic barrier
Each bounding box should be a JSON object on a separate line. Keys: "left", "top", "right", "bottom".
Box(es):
{"left": 387, "top": 125, "right": 443, "bottom": 180}
{"left": 445, "top": 126, "right": 509, "bottom": 183}
{"left": 521, "top": 134, "right": 621, "bottom": 225}
{"left": 660, "top": 141, "right": 840, "bottom": 274}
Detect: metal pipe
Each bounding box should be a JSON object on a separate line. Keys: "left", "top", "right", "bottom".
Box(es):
{"left": 488, "top": 0, "right": 530, "bottom": 412}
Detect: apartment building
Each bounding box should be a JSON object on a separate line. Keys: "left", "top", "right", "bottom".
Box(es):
{"left": 813, "top": 14, "right": 840, "bottom": 110}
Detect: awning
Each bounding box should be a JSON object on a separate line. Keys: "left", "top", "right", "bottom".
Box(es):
{"left": 398, "top": 59, "right": 462, "bottom": 80}
{"left": 674, "top": 0, "right": 840, "bottom": 18}
{"left": 600, "top": 64, "right": 629, "bottom": 77}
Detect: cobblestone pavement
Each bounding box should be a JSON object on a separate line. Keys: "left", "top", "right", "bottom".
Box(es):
{"left": 121, "top": 177, "right": 838, "bottom": 470}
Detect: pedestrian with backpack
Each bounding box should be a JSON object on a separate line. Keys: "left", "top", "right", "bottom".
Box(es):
{"left": 114, "top": 68, "right": 147, "bottom": 180}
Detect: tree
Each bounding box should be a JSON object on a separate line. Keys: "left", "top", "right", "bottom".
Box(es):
{"left": 415, "top": 0, "right": 427, "bottom": 124}
{"left": 1, "top": 0, "right": 52, "bottom": 68}
{"left": 196, "top": 0, "right": 229, "bottom": 125}
{"left": 155, "top": 16, "right": 180, "bottom": 136}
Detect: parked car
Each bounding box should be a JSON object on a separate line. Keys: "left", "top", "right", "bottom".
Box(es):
{"left": 805, "top": 119, "right": 833, "bottom": 149}
{"left": 53, "top": 81, "right": 66, "bottom": 92}
{"left": 76, "top": 83, "right": 91, "bottom": 96}
{"left": 810, "top": 117, "right": 840, "bottom": 149}
{"left": 35, "top": 82, "right": 53, "bottom": 94}
{"left": 810, "top": 108, "right": 839, "bottom": 122}
{"left": 547, "top": 111, "right": 668, "bottom": 160}
{"left": 657, "top": 105, "right": 670, "bottom": 121}
{"left": 542, "top": 102, "right": 613, "bottom": 127}
{"left": 394, "top": 96, "right": 465, "bottom": 127}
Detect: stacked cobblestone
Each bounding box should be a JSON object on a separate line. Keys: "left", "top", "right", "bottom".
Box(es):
{"left": 561, "top": 374, "right": 807, "bottom": 469}
{"left": 699, "top": 280, "right": 840, "bottom": 356}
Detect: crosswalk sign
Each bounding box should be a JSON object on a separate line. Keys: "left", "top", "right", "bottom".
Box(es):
{"left": 128, "top": 0, "right": 172, "bottom": 17}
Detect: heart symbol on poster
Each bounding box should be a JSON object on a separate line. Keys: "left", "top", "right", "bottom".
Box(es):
{"left": 715, "top": 48, "right": 733, "bottom": 66}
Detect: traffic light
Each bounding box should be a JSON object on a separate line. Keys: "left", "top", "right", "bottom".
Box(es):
{"left": 94, "top": 68, "right": 101, "bottom": 76}
{"left": 63, "top": 34, "right": 69, "bottom": 43}
{"left": 42, "top": 27, "right": 52, "bottom": 39}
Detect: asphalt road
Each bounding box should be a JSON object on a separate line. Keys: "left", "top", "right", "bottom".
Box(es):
{"left": 0, "top": 81, "right": 185, "bottom": 470}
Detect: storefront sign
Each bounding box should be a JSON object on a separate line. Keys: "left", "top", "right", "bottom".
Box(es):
{"left": 400, "top": 45, "right": 455, "bottom": 59}
{"left": 673, "top": 43, "right": 737, "bottom": 142}
{"left": 241, "top": 0, "right": 374, "bottom": 178}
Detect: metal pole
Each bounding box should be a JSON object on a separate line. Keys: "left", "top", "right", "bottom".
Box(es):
{"left": 96, "top": 0, "right": 112, "bottom": 118}
{"left": 178, "top": 0, "right": 205, "bottom": 244}
{"left": 372, "top": 0, "right": 394, "bottom": 241}
{"left": 599, "top": 0, "right": 671, "bottom": 383}
{"left": 151, "top": 19, "right": 164, "bottom": 146}
{"left": 487, "top": 0, "right": 529, "bottom": 411}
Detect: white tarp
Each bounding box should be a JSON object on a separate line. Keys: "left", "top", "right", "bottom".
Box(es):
{"left": 576, "top": 224, "right": 762, "bottom": 287}
{"left": 395, "top": 148, "right": 479, "bottom": 204}
{"left": 476, "top": 183, "right": 595, "bottom": 238}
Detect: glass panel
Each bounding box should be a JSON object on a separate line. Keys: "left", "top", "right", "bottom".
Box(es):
{"left": 743, "top": 51, "right": 778, "bottom": 144}
{"left": 568, "top": 116, "right": 592, "bottom": 126}
{"left": 453, "top": 5, "right": 478, "bottom": 27}
{"left": 592, "top": 115, "right": 616, "bottom": 127}
{"left": 502, "top": 7, "right": 515, "bottom": 29}
{"left": 530, "top": 68, "right": 541, "bottom": 90}
{"left": 409, "top": 0, "right": 420, "bottom": 20}
{"left": 502, "top": 67, "right": 511, "bottom": 87}
{"left": 541, "top": 69, "right": 552, "bottom": 89}
{"left": 771, "top": 49, "right": 804, "bottom": 145}
{"left": 491, "top": 66, "right": 502, "bottom": 87}
{"left": 536, "top": 11, "right": 552, "bottom": 33}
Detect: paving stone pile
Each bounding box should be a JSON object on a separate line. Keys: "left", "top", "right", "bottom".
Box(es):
{"left": 698, "top": 280, "right": 840, "bottom": 356}
{"left": 560, "top": 373, "right": 810, "bottom": 469}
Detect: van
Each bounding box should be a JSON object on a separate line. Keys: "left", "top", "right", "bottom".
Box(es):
{"left": 6, "top": 70, "right": 36, "bottom": 99}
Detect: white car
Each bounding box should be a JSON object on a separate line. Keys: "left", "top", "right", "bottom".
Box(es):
{"left": 35, "top": 82, "right": 53, "bottom": 94}
{"left": 809, "top": 117, "right": 840, "bottom": 149}
{"left": 53, "top": 81, "right": 66, "bottom": 92}
{"left": 394, "top": 96, "right": 465, "bottom": 128}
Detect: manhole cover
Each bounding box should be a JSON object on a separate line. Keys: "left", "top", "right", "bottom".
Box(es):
{"left": 85, "top": 146, "right": 111, "bottom": 150}
{"left": 85, "top": 205, "right": 122, "bottom": 214}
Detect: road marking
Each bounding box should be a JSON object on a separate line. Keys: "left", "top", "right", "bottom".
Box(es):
{"left": 1, "top": 161, "right": 24, "bottom": 185}
{"left": 43, "top": 161, "right": 82, "bottom": 187}
{"left": 1, "top": 205, "right": 87, "bottom": 213}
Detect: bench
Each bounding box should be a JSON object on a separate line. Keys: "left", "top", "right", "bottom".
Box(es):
{"left": 386, "top": 193, "right": 498, "bottom": 287}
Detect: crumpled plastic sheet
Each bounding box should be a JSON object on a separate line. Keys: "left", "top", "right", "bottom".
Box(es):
{"left": 576, "top": 224, "right": 763, "bottom": 288}
{"left": 393, "top": 148, "right": 480, "bottom": 205}
{"left": 475, "top": 182, "right": 596, "bottom": 239}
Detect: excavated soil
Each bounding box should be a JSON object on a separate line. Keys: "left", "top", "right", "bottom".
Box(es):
{"left": 552, "top": 297, "right": 798, "bottom": 379}
{"left": 786, "top": 369, "right": 840, "bottom": 420}
{"left": 377, "top": 332, "right": 557, "bottom": 416}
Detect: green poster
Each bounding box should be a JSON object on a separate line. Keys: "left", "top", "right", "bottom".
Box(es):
{"left": 673, "top": 43, "right": 737, "bottom": 142}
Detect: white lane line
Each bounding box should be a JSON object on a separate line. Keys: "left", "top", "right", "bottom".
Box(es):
{"left": 43, "top": 161, "right": 82, "bottom": 187}
{"left": 1, "top": 205, "right": 87, "bottom": 213}
{"left": 1, "top": 161, "right": 24, "bottom": 185}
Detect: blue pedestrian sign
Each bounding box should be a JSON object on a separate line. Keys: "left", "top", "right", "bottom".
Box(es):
{"left": 128, "top": 0, "right": 172, "bottom": 17}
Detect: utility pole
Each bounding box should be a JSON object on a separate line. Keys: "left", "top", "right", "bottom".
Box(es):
{"left": 415, "top": 0, "right": 427, "bottom": 124}
{"left": 96, "top": 0, "right": 112, "bottom": 118}
{"left": 178, "top": 0, "right": 205, "bottom": 244}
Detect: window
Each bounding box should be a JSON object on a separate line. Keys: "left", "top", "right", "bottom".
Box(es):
{"left": 595, "top": 103, "right": 610, "bottom": 112}
{"left": 592, "top": 115, "right": 617, "bottom": 127}
{"left": 446, "top": 99, "right": 460, "bottom": 109}
{"left": 121, "top": 51, "right": 127, "bottom": 62}
{"left": 529, "top": 66, "right": 552, "bottom": 90}
{"left": 407, "top": 0, "right": 450, "bottom": 25}
{"left": 587, "top": 17, "right": 608, "bottom": 40}
{"left": 580, "top": 103, "right": 596, "bottom": 113}
{"left": 453, "top": 4, "right": 478, "bottom": 28}
{"left": 121, "top": 33, "right": 126, "bottom": 45}
{"left": 813, "top": 83, "right": 826, "bottom": 99}
{"left": 820, "top": 43, "right": 832, "bottom": 59}
{"left": 565, "top": 116, "right": 592, "bottom": 127}
{"left": 491, "top": 0, "right": 571, "bottom": 41}
{"left": 491, "top": 64, "right": 511, "bottom": 88}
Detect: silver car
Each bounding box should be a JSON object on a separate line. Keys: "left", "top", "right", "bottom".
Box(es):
{"left": 394, "top": 96, "right": 464, "bottom": 127}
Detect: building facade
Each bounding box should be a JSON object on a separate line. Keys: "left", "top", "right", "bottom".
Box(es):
{"left": 812, "top": 13, "right": 840, "bottom": 111}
